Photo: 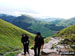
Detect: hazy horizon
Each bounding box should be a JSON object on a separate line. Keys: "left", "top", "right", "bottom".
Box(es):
{"left": 0, "top": 0, "right": 75, "bottom": 19}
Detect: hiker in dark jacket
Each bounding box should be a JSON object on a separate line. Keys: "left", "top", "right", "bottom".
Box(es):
{"left": 21, "top": 34, "right": 29, "bottom": 55}
{"left": 34, "top": 32, "right": 44, "bottom": 56}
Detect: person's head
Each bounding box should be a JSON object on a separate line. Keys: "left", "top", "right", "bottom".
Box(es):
{"left": 22, "top": 34, "right": 26, "bottom": 37}
{"left": 36, "top": 32, "right": 41, "bottom": 38}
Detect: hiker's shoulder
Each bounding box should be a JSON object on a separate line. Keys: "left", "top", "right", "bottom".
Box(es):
{"left": 40, "top": 37, "right": 44, "bottom": 39}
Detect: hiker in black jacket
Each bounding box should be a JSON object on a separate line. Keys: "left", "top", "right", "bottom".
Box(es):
{"left": 34, "top": 32, "right": 44, "bottom": 56}
{"left": 21, "top": 34, "right": 29, "bottom": 55}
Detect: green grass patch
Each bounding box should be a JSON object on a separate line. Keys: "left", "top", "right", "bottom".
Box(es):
{"left": 0, "top": 19, "right": 35, "bottom": 54}
{"left": 44, "top": 37, "right": 51, "bottom": 43}
{"left": 5, "top": 51, "right": 19, "bottom": 56}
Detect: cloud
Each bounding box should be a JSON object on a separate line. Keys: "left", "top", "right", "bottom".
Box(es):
{"left": 0, "top": 0, "right": 75, "bottom": 19}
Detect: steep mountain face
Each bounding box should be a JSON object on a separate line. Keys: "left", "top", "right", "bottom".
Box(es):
{"left": 0, "top": 19, "right": 34, "bottom": 54}
{"left": 55, "top": 25, "right": 75, "bottom": 40}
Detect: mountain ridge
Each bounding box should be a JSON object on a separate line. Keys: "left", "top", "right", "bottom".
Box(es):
{"left": 0, "top": 14, "right": 75, "bottom": 37}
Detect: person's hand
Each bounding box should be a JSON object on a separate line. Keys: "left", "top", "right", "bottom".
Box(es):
{"left": 41, "top": 45, "right": 44, "bottom": 49}
{"left": 22, "top": 43, "right": 24, "bottom": 48}
{"left": 33, "top": 41, "right": 35, "bottom": 46}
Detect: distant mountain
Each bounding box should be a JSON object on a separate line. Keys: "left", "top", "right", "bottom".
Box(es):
{"left": 12, "top": 15, "right": 56, "bottom": 37}
{"left": 45, "top": 23, "right": 65, "bottom": 31}
{"left": 0, "top": 14, "right": 75, "bottom": 37}
{"left": 0, "top": 14, "right": 16, "bottom": 23}
{"left": 12, "top": 15, "right": 38, "bottom": 33}
{"left": 12, "top": 15, "right": 65, "bottom": 37}
{"left": 52, "top": 18, "right": 75, "bottom": 27}
{"left": 0, "top": 14, "right": 38, "bottom": 33}
{"left": 0, "top": 14, "right": 56, "bottom": 37}
{"left": 36, "top": 17, "right": 63, "bottom": 22}
{"left": 0, "top": 19, "right": 34, "bottom": 54}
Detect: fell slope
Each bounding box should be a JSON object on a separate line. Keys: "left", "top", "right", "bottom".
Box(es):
{"left": 55, "top": 25, "right": 75, "bottom": 40}
{"left": 0, "top": 19, "right": 34, "bottom": 54}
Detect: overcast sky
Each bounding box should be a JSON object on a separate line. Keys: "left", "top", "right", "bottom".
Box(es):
{"left": 0, "top": 0, "right": 75, "bottom": 19}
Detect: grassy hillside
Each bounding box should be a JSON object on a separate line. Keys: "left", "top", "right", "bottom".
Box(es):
{"left": 54, "top": 25, "right": 75, "bottom": 40}
{"left": 0, "top": 19, "right": 35, "bottom": 54}
{"left": 54, "top": 25, "right": 75, "bottom": 50}
{"left": 29, "top": 21, "right": 56, "bottom": 37}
